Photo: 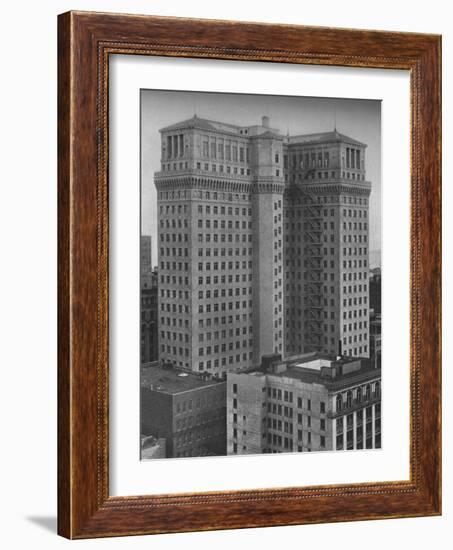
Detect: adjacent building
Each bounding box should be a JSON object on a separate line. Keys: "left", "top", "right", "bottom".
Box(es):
{"left": 226, "top": 353, "right": 381, "bottom": 455}
{"left": 369, "top": 267, "right": 382, "bottom": 315}
{"left": 154, "top": 115, "right": 371, "bottom": 376}
{"left": 141, "top": 235, "right": 153, "bottom": 278}
{"left": 141, "top": 362, "right": 227, "bottom": 458}
{"left": 370, "top": 313, "right": 382, "bottom": 369}
{"left": 141, "top": 268, "right": 159, "bottom": 364}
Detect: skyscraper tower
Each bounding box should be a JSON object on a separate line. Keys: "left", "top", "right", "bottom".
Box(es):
{"left": 283, "top": 130, "right": 371, "bottom": 358}
{"left": 155, "top": 115, "right": 284, "bottom": 375}
{"left": 154, "top": 115, "right": 371, "bottom": 376}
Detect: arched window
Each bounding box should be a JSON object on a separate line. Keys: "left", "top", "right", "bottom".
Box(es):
{"left": 374, "top": 381, "right": 380, "bottom": 398}
{"left": 336, "top": 394, "right": 342, "bottom": 412}
{"left": 356, "top": 387, "right": 362, "bottom": 404}
{"left": 365, "top": 384, "right": 371, "bottom": 401}
{"left": 346, "top": 391, "right": 353, "bottom": 408}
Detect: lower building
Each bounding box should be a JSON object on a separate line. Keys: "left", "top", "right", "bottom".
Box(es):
{"left": 141, "top": 362, "right": 227, "bottom": 458}
{"left": 227, "top": 353, "right": 381, "bottom": 455}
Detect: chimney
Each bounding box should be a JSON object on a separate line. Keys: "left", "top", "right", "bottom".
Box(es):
{"left": 261, "top": 115, "right": 270, "bottom": 128}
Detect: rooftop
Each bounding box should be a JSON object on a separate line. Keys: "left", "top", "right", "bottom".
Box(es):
{"left": 141, "top": 363, "right": 225, "bottom": 394}
{"left": 236, "top": 352, "right": 380, "bottom": 391}
{"left": 160, "top": 115, "right": 244, "bottom": 135}
{"left": 159, "top": 116, "right": 363, "bottom": 147}
{"left": 288, "top": 129, "right": 366, "bottom": 147}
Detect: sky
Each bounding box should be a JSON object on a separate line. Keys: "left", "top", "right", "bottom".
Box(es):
{"left": 141, "top": 90, "right": 381, "bottom": 268}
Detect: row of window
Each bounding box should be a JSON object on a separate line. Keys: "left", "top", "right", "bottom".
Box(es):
{"left": 343, "top": 259, "right": 368, "bottom": 268}
{"left": 336, "top": 384, "right": 380, "bottom": 412}
{"left": 198, "top": 301, "right": 252, "bottom": 314}
{"left": 286, "top": 171, "right": 365, "bottom": 183}
{"left": 285, "top": 150, "right": 331, "bottom": 169}
{"left": 192, "top": 162, "right": 252, "bottom": 176}
{"left": 198, "top": 314, "right": 250, "bottom": 328}
{"left": 160, "top": 219, "right": 189, "bottom": 229}
{"left": 342, "top": 308, "right": 368, "bottom": 319}
{"left": 198, "top": 288, "right": 251, "bottom": 299}
{"left": 197, "top": 219, "right": 252, "bottom": 230}
{"left": 343, "top": 320, "right": 368, "bottom": 331}
{"left": 160, "top": 303, "right": 190, "bottom": 314}
{"left": 198, "top": 340, "right": 252, "bottom": 356}
{"left": 343, "top": 222, "right": 368, "bottom": 230}
{"left": 199, "top": 327, "right": 252, "bottom": 342}
{"left": 343, "top": 331, "right": 368, "bottom": 342}
{"left": 160, "top": 317, "right": 189, "bottom": 328}
{"left": 197, "top": 247, "right": 253, "bottom": 257}
{"left": 341, "top": 344, "right": 369, "bottom": 356}
{"left": 342, "top": 297, "right": 368, "bottom": 307}
{"left": 197, "top": 205, "right": 252, "bottom": 216}
{"left": 197, "top": 233, "right": 251, "bottom": 243}
{"left": 160, "top": 203, "right": 188, "bottom": 215}
{"left": 160, "top": 275, "right": 189, "bottom": 286}
{"left": 201, "top": 138, "right": 249, "bottom": 163}
{"left": 198, "top": 353, "right": 252, "bottom": 371}
{"left": 159, "top": 190, "right": 250, "bottom": 202}
{"left": 285, "top": 202, "right": 368, "bottom": 217}
{"left": 342, "top": 236, "right": 368, "bottom": 244}
{"left": 343, "top": 284, "right": 368, "bottom": 293}
{"left": 159, "top": 233, "right": 188, "bottom": 244}
{"left": 197, "top": 261, "right": 253, "bottom": 272}
{"left": 197, "top": 274, "right": 251, "bottom": 285}
{"left": 160, "top": 262, "right": 189, "bottom": 271}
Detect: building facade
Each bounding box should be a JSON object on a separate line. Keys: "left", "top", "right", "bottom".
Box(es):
{"left": 141, "top": 362, "right": 227, "bottom": 458}
{"left": 154, "top": 115, "right": 371, "bottom": 375}
{"left": 226, "top": 353, "right": 381, "bottom": 455}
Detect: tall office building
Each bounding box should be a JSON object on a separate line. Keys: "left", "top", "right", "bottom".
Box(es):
{"left": 154, "top": 115, "right": 371, "bottom": 375}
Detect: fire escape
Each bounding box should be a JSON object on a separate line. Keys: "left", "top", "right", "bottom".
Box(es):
{"left": 302, "top": 193, "right": 323, "bottom": 352}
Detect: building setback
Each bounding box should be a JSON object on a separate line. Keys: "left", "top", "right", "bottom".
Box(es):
{"left": 226, "top": 353, "right": 381, "bottom": 455}
{"left": 154, "top": 115, "right": 371, "bottom": 375}
{"left": 141, "top": 362, "right": 227, "bottom": 458}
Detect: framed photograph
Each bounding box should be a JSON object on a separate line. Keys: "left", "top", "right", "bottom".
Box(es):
{"left": 58, "top": 11, "right": 441, "bottom": 539}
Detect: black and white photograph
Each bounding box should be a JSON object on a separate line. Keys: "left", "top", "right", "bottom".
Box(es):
{"left": 140, "top": 90, "right": 382, "bottom": 460}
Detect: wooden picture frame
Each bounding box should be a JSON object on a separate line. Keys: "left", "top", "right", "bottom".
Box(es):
{"left": 58, "top": 10, "right": 441, "bottom": 539}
